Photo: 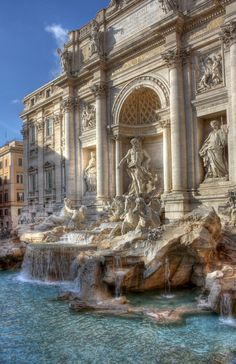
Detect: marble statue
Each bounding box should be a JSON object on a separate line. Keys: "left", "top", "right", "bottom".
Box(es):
{"left": 35, "top": 198, "right": 87, "bottom": 231}
{"left": 118, "top": 138, "right": 155, "bottom": 195}
{"left": 199, "top": 120, "right": 228, "bottom": 180}
{"left": 158, "top": 0, "right": 178, "bottom": 13}
{"left": 82, "top": 104, "right": 96, "bottom": 131}
{"left": 57, "top": 48, "right": 72, "bottom": 75}
{"left": 109, "top": 195, "right": 162, "bottom": 236}
{"left": 198, "top": 54, "right": 223, "bottom": 92}
{"left": 84, "top": 152, "right": 97, "bottom": 193}
{"left": 109, "top": 196, "right": 125, "bottom": 222}
{"left": 90, "top": 20, "right": 102, "bottom": 57}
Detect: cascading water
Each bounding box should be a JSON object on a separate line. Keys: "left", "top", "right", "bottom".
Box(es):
{"left": 59, "top": 232, "right": 94, "bottom": 245}
{"left": 220, "top": 293, "right": 236, "bottom": 326}
{"left": 20, "top": 244, "right": 82, "bottom": 282}
{"left": 163, "top": 257, "right": 174, "bottom": 299}
{"left": 114, "top": 256, "right": 125, "bottom": 298}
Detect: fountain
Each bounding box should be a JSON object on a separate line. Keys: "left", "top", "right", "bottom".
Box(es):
{"left": 163, "top": 257, "right": 174, "bottom": 299}
{"left": 114, "top": 256, "right": 125, "bottom": 298}
{"left": 220, "top": 293, "right": 236, "bottom": 326}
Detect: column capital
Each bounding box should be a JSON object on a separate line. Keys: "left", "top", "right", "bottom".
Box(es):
{"left": 161, "top": 48, "right": 189, "bottom": 68}
{"left": 61, "top": 96, "right": 78, "bottom": 112}
{"left": 220, "top": 21, "right": 236, "bottom": 49}
{"left": 90, "top": 82, "right": 107, "bottom": 97}
{"left": 160, "top": 119, "right": 171, "bottom": 129}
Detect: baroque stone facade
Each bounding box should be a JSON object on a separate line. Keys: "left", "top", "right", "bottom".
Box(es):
{"left": 21, "top": 0, "right": 236, "bottom": 220}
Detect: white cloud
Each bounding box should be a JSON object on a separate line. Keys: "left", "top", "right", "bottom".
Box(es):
{"left": 45, "top": 24, "right": 69, "bottom": 79}
{"left": 45, "top": 24, "right": 68, "bottom": 48}
{"left": 11, "top": 99, "right": 20, "bottom": 105}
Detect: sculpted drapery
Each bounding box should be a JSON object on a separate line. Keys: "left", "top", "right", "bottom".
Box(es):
{"left": 199, "top": 120, "right": 228, "bottom": 180}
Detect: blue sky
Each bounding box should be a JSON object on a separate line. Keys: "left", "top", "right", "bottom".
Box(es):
{"left": 0, "top": 0, "right": 109, "bottom": 145}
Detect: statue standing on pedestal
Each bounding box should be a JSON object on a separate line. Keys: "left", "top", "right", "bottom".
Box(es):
{"left": 84, "top": 152, "right": 97, "bottom": 193}
{"left": 118, "top": 138, "right": 154, "bottom": 195}
{"left": 199, "top": 120, "right": 228, "bottom": 180}
{"left": 57, "top": 48, "right": 72, "bottom": 76}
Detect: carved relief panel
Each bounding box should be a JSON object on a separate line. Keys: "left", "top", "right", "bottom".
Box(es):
{"left": 195, "top": 49, "right": 224, "bottom": 94}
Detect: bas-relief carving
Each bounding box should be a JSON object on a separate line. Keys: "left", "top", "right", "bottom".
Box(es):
{"left": 118, "top": 138, "right": 158, "bottom": 195}
{"left": 197, "top": 53, "right": 223, "bottom": 93}
{"left": 81, "top": 103, "right": 96, "bottom": 131}
{"left": 84, "top": 152, "right": 97, "bottom": 193}
{"left": 199, "top": 120, "right": 228, "bottom": 181}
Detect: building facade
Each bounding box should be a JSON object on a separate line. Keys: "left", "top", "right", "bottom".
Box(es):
{"left": 0, "top": 141, "right": 24, "bottom": 230}
{"left": 21, "top": 0, "right": 236, "bottom": 220}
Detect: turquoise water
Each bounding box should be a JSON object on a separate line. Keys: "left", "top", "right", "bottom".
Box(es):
{"left": 1, "top": 272, "right": 236, "bottom": 364}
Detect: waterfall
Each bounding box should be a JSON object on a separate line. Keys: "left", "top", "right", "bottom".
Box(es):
{"left": 59, "top": 232, "right": 94, "bottom": 245}
{"left": 219, "top": 293, "right": 235, "bottom": 326}
{"left": 20, "top": 244, "right": 82, "bottom": 282}
{"left": 163, "top": 257, "right": 174, "bottom": 299}
{"left": 114, "top": 256, "right": 124, "bottom": 298}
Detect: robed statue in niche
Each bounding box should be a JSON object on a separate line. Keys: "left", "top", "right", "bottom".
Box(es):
{"left": 118, "top": 138, "right": 156, "bottom": 195}
{"left": 84, "top": 152, "right": 97, "bottom": 193}
{"left": 199, "top": 120, "right": 228, "bottom": 180}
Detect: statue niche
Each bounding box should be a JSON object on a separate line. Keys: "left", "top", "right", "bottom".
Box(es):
{"left": 84, "top": 151, "right": 97, "bottom": 193}
{"left": 118, "top": 138, "right": 158, "bottom": 196}
{"left": 199, "top": 120, "right": 228, "bottom": 181}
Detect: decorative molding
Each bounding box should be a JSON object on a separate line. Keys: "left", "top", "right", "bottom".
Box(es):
{"left": 161, "top": 48, "right": 190, "bottom": 68}
{"left": 220, "top": 21, "right": 236, "bottom": 49}
{"left": 61, "top": 96, "right": 78, "bottom": 112}
{"left": 159, "top": 119, "right": 171, "bottom": 129}
{"left": 158, "top": 0, "right": 179, "bottom": 14}
{"left": 90, "top": 83, "right": 107, "bottom": 97}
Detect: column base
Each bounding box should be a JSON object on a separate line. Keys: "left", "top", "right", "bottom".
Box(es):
{"left": 162, "top": 192, "right": 191, "bottom": 222}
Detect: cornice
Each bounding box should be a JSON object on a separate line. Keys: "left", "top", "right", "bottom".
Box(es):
{"left": 184, "top": 4, "right": 225, "bottom": 33}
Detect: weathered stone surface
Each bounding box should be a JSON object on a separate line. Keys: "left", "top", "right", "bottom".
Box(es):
{"left": 0, "top": 239, "right": 26, "bottom": 270}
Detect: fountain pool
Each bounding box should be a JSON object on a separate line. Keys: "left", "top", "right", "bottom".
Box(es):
{"left": 1, "top": 271, "right": 236, "bottom": 364}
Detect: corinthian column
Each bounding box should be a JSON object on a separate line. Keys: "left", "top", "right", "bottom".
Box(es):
{"left": 161, "top": 49, "right": 187, "bottom": 192}
{"left": 21, "top": 122, "right": 29, "bottom": 208}
{"left": 91, "top": 83, "right": 108, "bottom": 202}
{"left": 115, "top": 136, "right": 123, "bottom": 196}
{"left": 221, "top": 22, "right": 236, "bottom": 182}
{"left": 161, "top": 120, "right": 172, "bottom": 194}
{"left": 61, "top": 96, "right": 77, "bottom": 202}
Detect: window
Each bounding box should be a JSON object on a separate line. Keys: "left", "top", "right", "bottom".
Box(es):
{"left": 17, "top": 192, "right": 24, "bottom": 202}
{"left": 18, "top": 209, "right": 21, "bottom": 216}
{"left": 30, "top": 98, "right": 35, "bottom": 107}
{"left": 29, "top": 173, "right": 37, "bottom": 193}
{"left": 45, "top": 118, "right": 53, "bottom": 137}
{"left": 0, "top": 210, "right": 2, "bottom": 217}
{"left": 17, "top": 174, "right": 23, "bottom": 184}
{"left": 0, "top": 194, "right": 2, "bottom": 204}
{"left": 4, "top": 193, "right": 8, "bottom": 202}
{"left": 0, "top": 177, "right": 2, "bottom": 186}
{"left": 4, "top": 209, "right": 8, "bottom": 216}
{"left": 0, "top": 161, "right": 2, "bottom": 169}
{"left": 4, "top": 176, "right": 7, "bottom": 185}
{"left": 30, "top": 124, "right": 37, "bottom": 144}
{"left": 5, "top": 159, "right": 8, "bottom": 167}
{"left": 45, "top": 169, "right": 53, "bottom": 191}
{"left": 18, "top": 158, "right": 23, "bottom": 167}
